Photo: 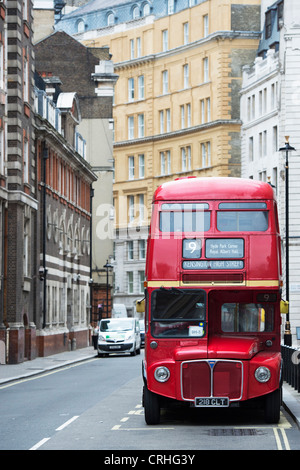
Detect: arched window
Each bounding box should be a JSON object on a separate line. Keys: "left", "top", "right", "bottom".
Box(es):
{"left": 77, "top": 19, "right": 85, "bottom": 33}
{"left": 107, "top": 12, "right": 115, "bottom": 26}
{"left": 143, "top": 3, "right": 150, "bottom": 16}
{"left": 132, "top": 5, "right": 140, "bottom": 19}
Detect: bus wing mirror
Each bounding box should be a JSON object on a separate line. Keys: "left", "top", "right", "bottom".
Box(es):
{"left": 280, "top": 300, "right": 289, "bottom": 314}
{"left": 136, "top": 299, "right": 145, "bottom": 313}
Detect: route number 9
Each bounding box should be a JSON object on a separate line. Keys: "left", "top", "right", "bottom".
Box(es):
{"left": 183, "top": 239, "right": 201, "bottom": 259}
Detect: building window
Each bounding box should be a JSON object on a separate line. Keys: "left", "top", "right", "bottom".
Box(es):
{"left": 138, "top": 114, "right": 144, "bottom": 138}
{"left": 181, "top": 146, "right": 191, "bottom": 171}
{"left": 201, "top": 142, "right": 211, "bottom": 167}
{"left": 128, "top": 196, "right": 135, "bottom": 223}
{"left": 23, "top": 218, "right": 30, "bottom": 277}
{"left": 249, "top": 136, "right": 254, "bottom": 162}
{"left": 138, "top": 271, "right": 145, "bottom": 293}
{"left": 203, "top": 57, "right": 209, "bottom": 82}
{"left": 77, "top": 19, "right": 85, "bottom": 32}
{"left": 127, "top": 272, "right": 134, "bottom": 294}
{"left": 180, "top": 105, "right": 185, "bottom": 129}
{"left": 143, "top": 3, "right": 150, "bottom": 16}
{"left": 128, "top": 155, "right": 135, "bottom": 179}
{"left": 133, "top": 6, "right": 140, "bottom": 19}
{"left": 162, "top": 70, "right": 168, "bottom": 94}
{"left": 137, "top": 37, "right": 141, "bottom": 58}
{"left": 138, "top": 75, "right": 144, "bottom": 99}
{"left": 128, "top": 240, "right": 134, "bottom": 260}
{"left": 272, "top": 126, "right": 278, "bottom": 153}
{"left": 107, "top": 12, "right": 115, "bottom": 25}
{"left": 23, "top": 52, "right": 29, "bottom": 102}
{"left": 128, "top": 116, "right": 134, "bottom": 139}
{"left": 166, "top": 109, "right": 171, "bottom": 132}
{"left": 139, "top": 240, "right": 146, "bottom": 259}
{"left": 183, "top": 64, "right": 189, "bottom": 89}
{"left": 187, "top": 103, "right": 191, "bottom": 127}
{"left": 183, "top": 22, "right": 189, "bottom": 45}
{"left": 162, "top": 30, "right": 168, "bottom": 51}
{"left": 139, "top": 154, "right": 145, "bottom": 178}
{"left": 128, "top": 78, "right": 134, "bottom": 102}
{"left": 159, "top": 110, "right": 164, "bottom": 133}
{"left": 0, "top": 129, "right": 4, "bottom": 176}
{"left": 265, "top": 10, "right": 272, "bottom": 39}
{"left": 138, "top": 194, "right": 144, "bottom": 223}
{"left": 23, "top": 136, "right": 29, "bottom": 184}
{"left": 160, "top": 150, "right": 171, "bottom": 175}
{"left": 203, "top": 14, "right": 209, "bottom": 37}
{"left": 130, "top": 39, "right": 135, "bottom": 59}
{"left": 168, "top": 0, "right": 174, "bottom": 14}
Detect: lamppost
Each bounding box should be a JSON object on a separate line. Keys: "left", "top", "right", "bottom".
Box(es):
{"left": 103, "top": 259, "right": 113, "bottom": 317}
{"left": 279, "top": 137, "right": 296, "bottom": 346}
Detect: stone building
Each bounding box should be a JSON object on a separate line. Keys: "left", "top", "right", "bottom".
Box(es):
{"left": 55, "top": 0, "right": 262, "bottom": 315}
{"left": 240, "top": 0, "right": 300, "bottom": 345}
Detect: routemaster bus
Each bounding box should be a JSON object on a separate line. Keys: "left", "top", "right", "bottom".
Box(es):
{"left": 142, "top": 176, "right": 284, "bottom": 424}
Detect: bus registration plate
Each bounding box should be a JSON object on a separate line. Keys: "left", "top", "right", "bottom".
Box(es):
{"left": 195, "top": 397, "right": 229, "bottom": 407}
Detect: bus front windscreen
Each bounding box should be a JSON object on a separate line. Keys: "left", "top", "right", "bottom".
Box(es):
{"left": 151, "top": 288, "right": 206, "bottom": 338}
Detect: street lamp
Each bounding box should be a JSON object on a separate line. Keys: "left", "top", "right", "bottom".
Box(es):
{"left": 279, "top": 136, "right": 296, "bottom": 346}
{"left": 103, "top": 259, "right": 113, "bottom": 317}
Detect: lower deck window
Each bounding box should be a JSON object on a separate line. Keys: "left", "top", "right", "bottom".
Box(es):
{"left": 221, "top": 302, "right": 274, "bottom": 332}
{"left": 151, "top": 288, "right": 206, "bottom": 338}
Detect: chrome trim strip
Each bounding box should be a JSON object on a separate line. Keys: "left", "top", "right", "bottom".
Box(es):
{"left": 180, "top": 359, "right": 244, "bottom": 402}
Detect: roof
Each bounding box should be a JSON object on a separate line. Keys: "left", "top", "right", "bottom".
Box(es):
{"left": 153, "top": 177, "right": 275, "bottom": 202}
{"left": 63, "top": 0, "right": 131, "bottom": 18}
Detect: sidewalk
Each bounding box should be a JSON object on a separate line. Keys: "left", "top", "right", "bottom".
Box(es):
{"left": 0, "top": 345, "right": 97, "bottom": 385}
{"left": 0, "top": 346, "right": 300, "bottom": 429}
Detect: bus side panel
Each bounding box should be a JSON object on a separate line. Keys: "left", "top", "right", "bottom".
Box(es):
{"left": 248, "top": 235, "right": 280, "bottom": 282}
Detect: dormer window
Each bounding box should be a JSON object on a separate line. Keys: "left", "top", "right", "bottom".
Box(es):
{"left": 143, "top": 3, "right": 150, "bottom": 16}
{"left": 77, "top": 19, "right": 85, "bottom": 33}
{"left": 107, "top": 12, "right": 115, "bottom": 26}
{"left": 133, "top": 6, "right": 140, "bottom": 19}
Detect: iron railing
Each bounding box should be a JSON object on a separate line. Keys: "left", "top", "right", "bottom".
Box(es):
{"left": 281, "top": 345, "right": 300, "bottom": 393}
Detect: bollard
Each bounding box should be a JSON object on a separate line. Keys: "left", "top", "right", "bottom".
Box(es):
{"left": 71, "top": 338, "right": 76, "bottom": 351}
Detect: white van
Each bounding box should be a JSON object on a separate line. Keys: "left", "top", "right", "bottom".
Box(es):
{"left": 112, "top": 304, "right": 127, "bottom": 318}
{"left": 97, "top": 317, "right": 141, "bottom": 357}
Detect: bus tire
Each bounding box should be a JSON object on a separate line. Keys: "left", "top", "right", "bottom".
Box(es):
{"left": 264, "top": 387, "right": 281, "bottom": 424}
{"left": 143, "top": 385, "right": 160, "bottom": 425}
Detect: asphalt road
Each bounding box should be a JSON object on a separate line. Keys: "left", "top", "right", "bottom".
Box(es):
{"left": 0, "top": 350, "right": 300, "bottom": 453}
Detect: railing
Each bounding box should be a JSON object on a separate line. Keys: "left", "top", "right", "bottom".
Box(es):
{"left": 281, "top": 345, "right": 300, "bottom": 393}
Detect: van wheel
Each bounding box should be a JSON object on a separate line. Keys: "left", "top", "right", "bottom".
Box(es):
{"left": 264, "top": 387, "right": 281, "bottom": 424}
{"left": 143, "top": 385, "right": 160, "bottom": 425}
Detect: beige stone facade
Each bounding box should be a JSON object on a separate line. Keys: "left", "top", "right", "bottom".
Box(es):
{"left": 77, "top": 0, "right": 261, "bottom": 313}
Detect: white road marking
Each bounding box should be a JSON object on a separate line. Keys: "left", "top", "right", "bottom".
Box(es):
{"left": 29, "top": 437, "right": 50, "bottom": 450}
{"left": 56, "top": 415, "right": 79, "bottom": 431}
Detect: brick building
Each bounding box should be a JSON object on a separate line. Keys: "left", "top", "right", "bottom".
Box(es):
{"left": 35, "top": 79, "right": 97, "bottom": 356}
{"left": 0, "top": 0, "right": 38, "bottom": 364}
{"left": 34, "top": 31, "right": 118, "bottom": 325}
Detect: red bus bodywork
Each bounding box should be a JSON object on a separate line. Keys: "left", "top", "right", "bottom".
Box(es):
{"left": 143, "top": 177, "right": 283, "bottom": 424}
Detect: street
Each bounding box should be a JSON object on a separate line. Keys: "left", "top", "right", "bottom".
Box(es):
{"left": 0, "top": 350, "right": 299, "bottom": 452}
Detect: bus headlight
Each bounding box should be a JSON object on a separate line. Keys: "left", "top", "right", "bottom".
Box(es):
{"left": 255, "top": 366, "right": 271, "bottom": 383}
{"left": 154, "top": 366, "right": 170, "bottom": 383}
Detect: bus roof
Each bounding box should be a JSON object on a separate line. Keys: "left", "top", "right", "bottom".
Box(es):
{"left": 153, "top": 177, "right": 275, "bottom": 202}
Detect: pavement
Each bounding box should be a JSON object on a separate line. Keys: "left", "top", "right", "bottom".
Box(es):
{"left": 0, "top": 345, "right": 300, "bottom": 430}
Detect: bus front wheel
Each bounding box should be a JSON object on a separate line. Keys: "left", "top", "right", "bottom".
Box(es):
{"left": 143, "top": 385, "right": 160, "bottom": 425}
{"left": 264, "top": 387, "right": 281, "bottom": 424}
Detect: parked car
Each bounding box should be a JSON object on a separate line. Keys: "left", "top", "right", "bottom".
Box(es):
{"left": 139, "top": 320, "right": 145, "bottom": 347}
{"left": 97, "top": 317, "right": 141, "bottom": 357}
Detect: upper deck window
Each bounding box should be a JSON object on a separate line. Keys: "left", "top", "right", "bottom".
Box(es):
{"left": 217, "top": 202, "right": 268, "bottom": 232}
{"left": 159, "top": 203, "right": 210, "bottom": 232}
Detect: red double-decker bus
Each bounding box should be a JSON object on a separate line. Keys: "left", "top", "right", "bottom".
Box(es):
{"left": 142, "top": 177, "right": 284, "bottom": 424}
